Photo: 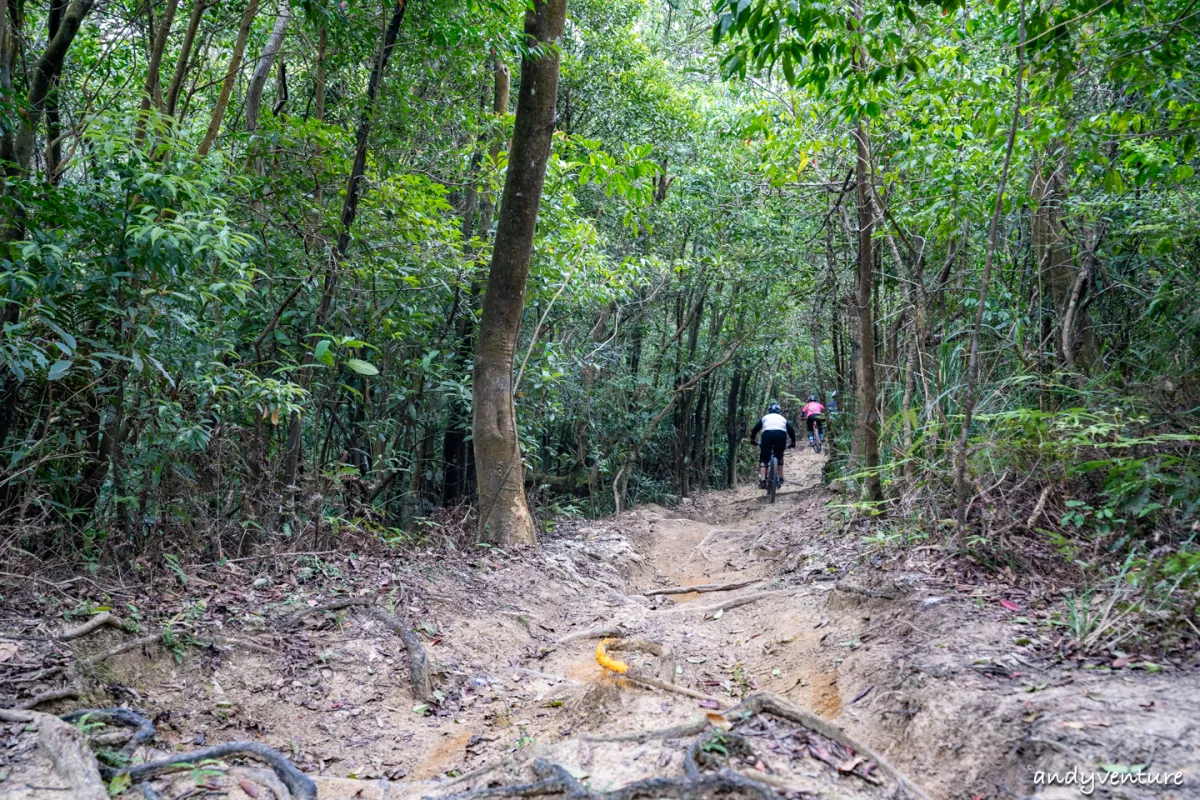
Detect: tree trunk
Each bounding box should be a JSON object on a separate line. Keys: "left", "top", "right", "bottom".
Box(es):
{"left": 245, "top": 0, "right": 290, "bottom": 133}
{"left": 2, "top": 0, "right": 96, "bottom": 174}
{"left": 164, "top": 0, "right": 207, "bottom": 119}
{"left": 472, "top": 0, "right": 567, "bottom": 546}
{"left": 135, "top": 0, "right": 180, "bottom": 144}
{"left": 851, "top": 118, "right": 882, "bottom": 502}
{"left": 197, "top": 0, "right": 261, "bottom": 157}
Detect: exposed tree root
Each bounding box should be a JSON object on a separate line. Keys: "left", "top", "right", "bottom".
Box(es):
{"left": 61, "top": 707, "right": 156, "bottom": 760}
{"left": 724, "top": 694, "right": 933, "bottom": 800}
{"left": 363, "top": 606, "right": 434, "bottom": 704}
{"left": 656, "top": 591, "right": 784, "bottom": 616}
{"left": 79, "top": 634, "right": 162, "bottom": 667}
{"left": 429, "top": 757, "right": 778, "bottom": 800}
{"left": 280, "top": 595, "right": 375, "bottom": 627}
{"left": 116, "top": 741, "right": 317, "bottom": 800}
{"left": 604, "top": 639, "right": 677, "bottom": 682}
{"left": 60, "top": 612, "right": 128, "bottom": 641}
{"left": 0, "top": 709, "right": 108, "bottom": 800}
{"left": 651, "top": 579, "right": 760, "bottom": 596}
{"left": 14, "top": 686, "right": 81, "bottom": 710}
{"left": 556, "top": 624, "right": 624, "bottom": 645}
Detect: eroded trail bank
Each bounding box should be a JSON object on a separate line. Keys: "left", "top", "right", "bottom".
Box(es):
{"left": 3, "top": 451, "right": 1197, "bottom": 799}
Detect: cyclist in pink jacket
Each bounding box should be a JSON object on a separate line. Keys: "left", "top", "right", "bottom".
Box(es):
{"left": 801, "top": 395, "right": 825, "bottom": 445}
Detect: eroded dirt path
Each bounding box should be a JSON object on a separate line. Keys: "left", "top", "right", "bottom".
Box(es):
{"left": 10, "top": 447, "right": 1199, "bottom": 799}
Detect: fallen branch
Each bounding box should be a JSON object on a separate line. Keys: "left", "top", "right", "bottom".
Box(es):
{"left": 623, "top": 672, "right": 724, "bottom": 706}
{"left": 116, "top": 741, "right": 316, "bottom": 800}
{"left": 651, "top": 579, "right": 760, "bottom": 596}
{"left": 362, "top": 606, "right": 434, "bottom": 704}
{"left": 656, "top": 590, "right": 784, "bottom": 616}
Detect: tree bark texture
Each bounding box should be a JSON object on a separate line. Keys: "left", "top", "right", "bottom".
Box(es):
{"left": 472, "top": 0, "right": 567, "bottom": 546}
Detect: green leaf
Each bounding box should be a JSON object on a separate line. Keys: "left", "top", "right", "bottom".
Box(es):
{"left": 345, "top": 358, "right": 379, "bottom": 376}
{"left": 314, "top": 339, "right": 334, "bottom": 366}
{"left": 48, "top": 360, "right": 72, "bottom": 381}
{"left": 108, "top": 773, "right": 132, "bottom": 795}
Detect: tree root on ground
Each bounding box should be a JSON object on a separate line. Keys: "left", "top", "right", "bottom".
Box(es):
{"left": 429, "top": 757, "right": 778, "bottom": 800}
{"left": 655, "top": 591, "right": 785, "bottom": 616}
{"left": 116, "top": 741, "right": 317, "bottom": 800}
{"left": 363, "top": 605, "right": 434, "bottom": 704}
{"left": 15, "top": 686, "right": 81, "bottom": 710}
{"left": 651, "top": 579, "right": 761, "bottom": 596}
{"left": 604, "top": 639, "right": 677, "bottom": 683}
{"left": 60, "top": 612, "right": 130, "bottom": 641}
{"left": 0, "top": 709, "right": 108, "bottom": 800}
{"left": 556, "top": 624, "right": 624, "bottom": 645}
{"left": 61, "top": 707, "right": 156, "bottom": 760}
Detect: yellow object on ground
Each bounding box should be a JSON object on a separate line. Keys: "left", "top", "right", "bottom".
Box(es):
{"left": 595, "top": 638, "right": 628, "bottom": 674}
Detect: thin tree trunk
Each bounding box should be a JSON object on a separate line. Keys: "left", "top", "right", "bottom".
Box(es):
{"left": 283, "top": 0, "right": 410, "bottom": 491}
{"left": 245, "top": 0, "right": 290, "bottom": 133}
{"left": 954, "top": 0, "right": 1026, "bottom": 535}
{"left": 42, "top": 0, "right": 66, "bottom": 179}
{"left": 134, "top": 0, "right": 180, "bottom": 144}
{"left": 164, "top": 0, "right": 206, "bottom": 119}
{"left": 851, "top": 118, "right": 881, "bottom": 502}
{"left": 472, "top": 0, "right": 567, "bottom": 546}
{"left": 197, "top": 0, "right": 261, "bottom": 157}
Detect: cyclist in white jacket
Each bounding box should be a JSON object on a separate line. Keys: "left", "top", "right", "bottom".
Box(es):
{"left": 749, "top": 402, "right": 797, "bottom": 488}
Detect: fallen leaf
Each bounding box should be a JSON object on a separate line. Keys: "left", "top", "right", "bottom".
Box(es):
{"left": 1000, "top": 599, "right": 1021, "bottom": 612}
{"left": 837, "top": 755, "right": 865, "bottom": 773}
{"left": 697, "top": 699, "right": 721, "bottom": 710}
{"left": 0, "top": 643, "right": 18, "bottom": 663}
{"left": 1064, "top": 721, "right": 1085, "bottom": 730}
{"left": 239, "top": 778, "right": 261, "bottom": 798}
{"left": 851, "top": 686, "right": 873, "bottom": 703}
{"left": 1111, "top": 657, "right": 1131, "bottom": 669}
{"left": 814, "top": 619, "right": 830, "bottom": 629}
{"left": 711, "top": 609, "right": 725, "bottom": 620}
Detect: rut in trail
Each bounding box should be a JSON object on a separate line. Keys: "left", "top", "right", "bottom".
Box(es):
{"left": 9, "top": 445, "right": 1198, "bottom": 800}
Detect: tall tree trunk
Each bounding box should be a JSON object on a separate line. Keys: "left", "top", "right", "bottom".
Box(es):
{"left": 134, "top": 0, "right": 180, "bottom": 144}
{"left": 197, "top": 0, "right": 261, "bottom": 157}
{"left": 283, "top": 0, "right": 410, "bottom": 492}
{"left": 442, "top": 59, "right": 507, "bottom": 505}
{"left": 2, "top": 0, "right": 96, "bottom": 175}
{"left": 472, "top": 0, "right": 567, "bottom": 546}
{"left": 954, "top": 0, "right": 1025, "bottom": 534}
{"left": 42, "top": 0, "right": 66, "bottom": 179}
{"left": 245, "top": 0, "right": 290, "bottom": 133}
{"left": 851, "top": 118, "right": 882, "bottom": 502}
{"left": 164, "top": 0, "right": 207, "bottom": 119}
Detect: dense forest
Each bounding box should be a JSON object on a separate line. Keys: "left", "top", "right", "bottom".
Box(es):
{"left": 1, "top": 0, "right": 1197, "bottom": 634}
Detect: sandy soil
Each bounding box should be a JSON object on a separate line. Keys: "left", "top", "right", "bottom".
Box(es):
{"left": 3, "top": 448, "right": 1197, "bottom": 799}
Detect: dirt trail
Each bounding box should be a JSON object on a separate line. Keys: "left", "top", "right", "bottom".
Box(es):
{"left": 5, "top": 447, "right": 1198, "bottom": 799}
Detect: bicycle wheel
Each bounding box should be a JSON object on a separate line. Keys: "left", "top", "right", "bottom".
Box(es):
{"left": 812, "top": 434, "right": 822, "bottom": 455}
{"left": 767, "top": 456, "right": 778, "bottom": 504}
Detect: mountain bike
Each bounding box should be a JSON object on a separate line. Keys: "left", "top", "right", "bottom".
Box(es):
{"left": 807, "top": 416, "right": 825, "bottom": 454}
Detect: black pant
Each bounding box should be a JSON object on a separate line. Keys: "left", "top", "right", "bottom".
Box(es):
{"left": 806, "top": 415, "right": 824, "bottom": 436}
{"left": 759, "top": 430, "right": 787, "bottom": 466}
